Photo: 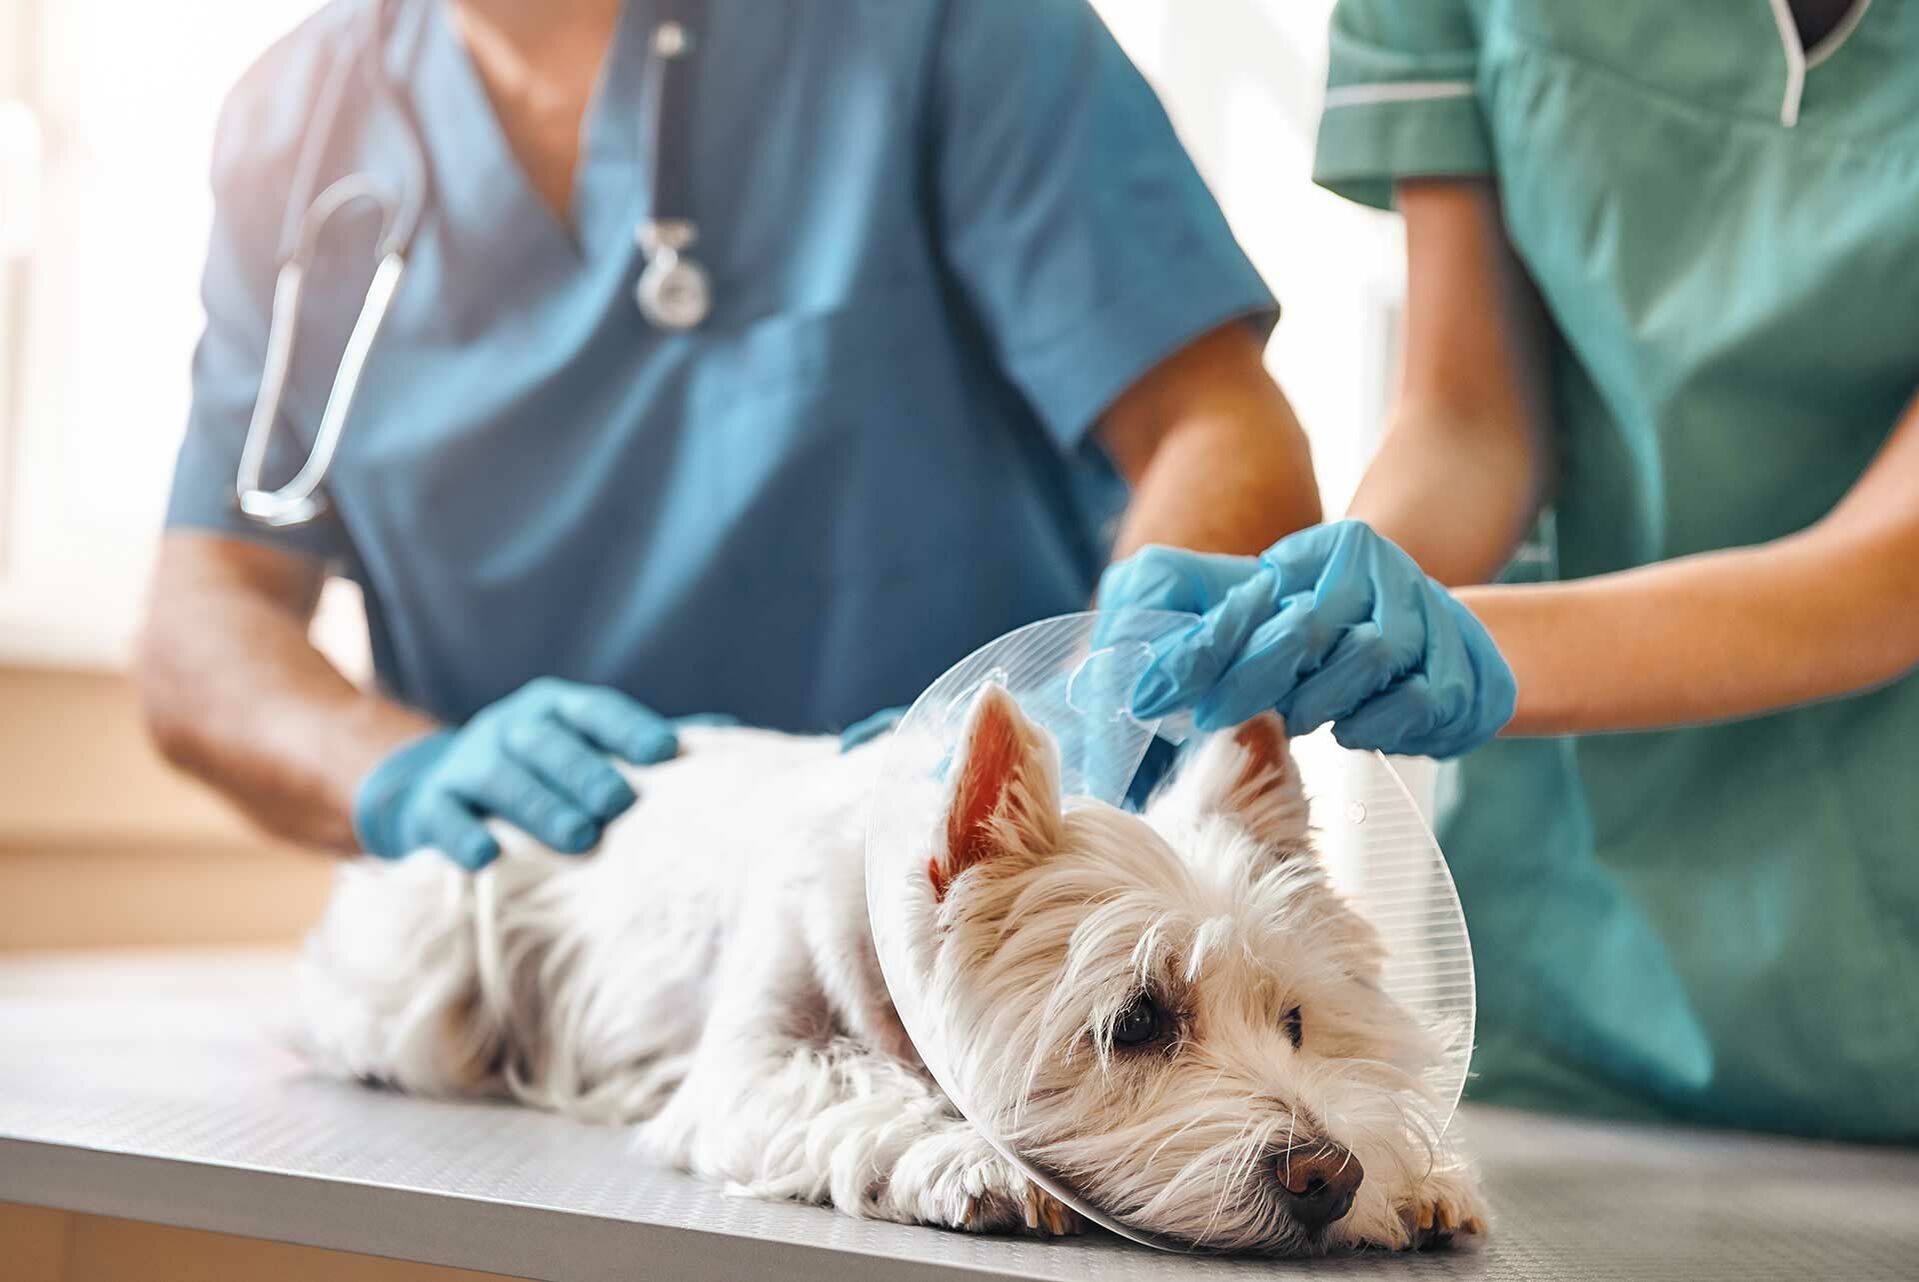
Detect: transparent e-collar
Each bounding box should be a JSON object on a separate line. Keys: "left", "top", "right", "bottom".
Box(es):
{"left": 864, "top": 611, "right": 1475, "bottom": 1252}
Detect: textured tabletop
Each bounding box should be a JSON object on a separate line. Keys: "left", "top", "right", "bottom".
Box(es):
{"left": 1, "top": 951, "right": 1914, "bottom": 1282}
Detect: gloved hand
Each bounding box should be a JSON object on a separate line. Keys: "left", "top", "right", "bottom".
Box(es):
{"left": 353, "top": 678, "right": 683, "bottom": 870}
{"left": 1098, "top": 521, "right": 1517, "bottom": 758}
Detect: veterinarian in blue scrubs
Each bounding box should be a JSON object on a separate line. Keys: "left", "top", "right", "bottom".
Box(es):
{"left": 145, "top": 0, "right": 1321, "bottom": 870}
{"left": 1103, "top": 0, "right": 1919, "bottom": 1141}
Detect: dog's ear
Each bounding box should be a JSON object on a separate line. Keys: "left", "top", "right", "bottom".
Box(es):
{"left": 1149, "top": 711, "right": 1311, "bottom": 856}
{"left": 930, "top": 684, "right": 1063, "bottom": 901}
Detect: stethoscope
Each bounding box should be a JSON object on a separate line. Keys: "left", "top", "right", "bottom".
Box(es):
{"left": 236, "top": 0, "right": 707, "bottom": 528}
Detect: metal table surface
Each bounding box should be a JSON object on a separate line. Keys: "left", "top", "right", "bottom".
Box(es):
{"left": 1, "top": 951, "right": 1913, "bottom": 1281}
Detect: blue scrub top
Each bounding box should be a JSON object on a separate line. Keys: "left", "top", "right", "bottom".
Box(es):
{"left": 167, "top": 0, "right": 1275, "bottom": 731}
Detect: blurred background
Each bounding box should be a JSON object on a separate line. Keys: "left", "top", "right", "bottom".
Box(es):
{"left": 0, "top": 0, "right": 1401, "bottom": 952}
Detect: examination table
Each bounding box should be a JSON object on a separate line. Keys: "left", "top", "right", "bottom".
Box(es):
{"left": 2, "top": 952, "right": 1914, "bottom": 1281}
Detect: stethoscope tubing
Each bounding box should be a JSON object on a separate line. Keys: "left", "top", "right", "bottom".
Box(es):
{"left": 238, "top": 248, "right": 407, "bottom": 527}
{"left": 236, "top": 0, "right": 702, "bottom": 528}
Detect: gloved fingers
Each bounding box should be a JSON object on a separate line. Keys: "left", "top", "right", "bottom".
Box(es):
{"left": 1359, "top": 539, "right": 1431, "bottom": 645}
{"left": 1329, "top": 674, "right": 1444, "bottom": 757}
{"left": 502, "top": 717, "right": 636, "bottom": 822}
{"left": 1259, "top": 520, "right": 1372, "bottom": 604}
{"left": 1133, "top": 566, "right": 1284, "bottom": 719}
{"left": 1148, "top": 526, "right": 1402, "bottom": 731}
{"left": 1444, "top": 593, "right": 1520, "bottom": 737}
{"left": 1269, "top": 619, "right": 1401, "bottom": 737}
{"left": 1410, "top": 595, "right": 1478, "bottom": 751}
{"left": 1094, "top": 547, "right": 1263, "bottom": 657}
{"left": 1097, "top": 545, "right": 1261, "bottom": 616}
{"left": 673, "top": 712, "right": 741, "bottom": 729}
{"left": 453, "top": 758, "right": 599, "bottom": 854}
{"left": 412, "top": 794, "right": 500, "bottom": 871}
{"left": 547, "top": 685, "right": 680, "bottom": 765}
{"left": 1192, "top": 587, "right": 1371, "bottom": 731}
{"left": 351, "top": 729, "right": 457, "bottom": 859}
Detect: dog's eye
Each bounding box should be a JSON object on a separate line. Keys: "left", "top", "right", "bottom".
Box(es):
{"left": 1112, "top": 994, "right": 1165, "bottom": 1048}
{"left": 1282, "top": 1006, "right": 1303, "bottom": 1049}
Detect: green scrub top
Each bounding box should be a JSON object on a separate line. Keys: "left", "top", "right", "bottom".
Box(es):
{"left": 1314, "top": 0, "right": 1919, "bottom": 1140}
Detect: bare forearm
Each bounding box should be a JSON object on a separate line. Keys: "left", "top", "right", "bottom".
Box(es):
{"left": 144, "top": 610, "right": 432, "bottom": 850}
{"left": 1461, "top": 531, "right": 1919, "bottom": 736}
{"left": 1102, "top": 322, "right": 1321, "bottom": 559}
{"left": 1346, "top": 403, "right": 1547, "bottom": 586}
{"left": 1465, "top": 383, "right": 1919, "bottom": 736}
{"left": 1353, "top": 179, "right": 1555, "bottom": 587}
{"left": 140, "top": 539, "right": 435, "bottom": 851}
{"left": 1112, "top": 398, "right": 1320, "bottom": 558}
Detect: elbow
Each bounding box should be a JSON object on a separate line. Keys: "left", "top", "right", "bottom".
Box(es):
{"left": 1793, "top": 523, "right": 1919, "bottom": 695}
{"left": 141, "top": 707, "right": 200, "bottom": 778}
{"left": 1793, "top": 577, "right": 1919, "bottom": 703}
{"left": 1872, "top": 576, "right": 1919, "bottom": 683}
{"left": 1887, "top": 571, "right": 1919, "bottom": 676}
{"left": 1879, "top": 619, "right": 1919, "bottom": 691}
{"left": 1835, "top": 637, "right": 1919, "bottom": 707}
{"left": 1232, "top": 410, "right": 1322, "bottom": 531}
{"left": 135, "top": 620, "right": 207, "bottom": 776}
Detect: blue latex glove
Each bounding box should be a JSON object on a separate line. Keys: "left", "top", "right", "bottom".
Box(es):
{"left": 354, "top": 678, "right": 683, "bottom": 869}
{"left": 1098, "top": 522, "right": 1517, "bottom": 758}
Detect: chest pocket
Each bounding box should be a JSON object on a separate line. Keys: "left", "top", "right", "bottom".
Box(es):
{"left": 671, "top": 278, "right": 1047, "bottom": 593}
{"left": 696, "top": 280, "right": 952, "bottom": 411}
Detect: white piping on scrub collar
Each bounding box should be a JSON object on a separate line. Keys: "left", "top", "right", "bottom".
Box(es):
{"left": 1766, "top": 0, "right": 1809, "bottom": 126}
{"left": 1320, "top": 80, "right": 1475, "bottom": 110}
{"left": 1767, "top": 0, "right": 1875, "bottom": 126}
{"left": 1805, "top": 0, "right": 1873, "bottom": 68}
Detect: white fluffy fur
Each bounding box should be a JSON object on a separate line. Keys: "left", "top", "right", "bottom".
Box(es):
{"left": 300, "top": 697, "right": 1487, "bottom": 1252}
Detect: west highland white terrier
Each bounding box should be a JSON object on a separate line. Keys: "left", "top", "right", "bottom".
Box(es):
{"left": 300, "top": 687, "right": 1487, "bottom": 1253}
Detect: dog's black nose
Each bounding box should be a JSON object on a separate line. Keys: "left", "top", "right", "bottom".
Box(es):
{"left": 1276, "top": 1142, "right": 1363, "bottom": 1233}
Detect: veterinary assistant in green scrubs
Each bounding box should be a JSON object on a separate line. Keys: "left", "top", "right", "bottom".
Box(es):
{"left": 1105, "top": 0, "right": 1919, "bottom": 1140}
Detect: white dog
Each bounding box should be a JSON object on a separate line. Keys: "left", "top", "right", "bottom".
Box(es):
{"left": 300, "top": 687, "right": 1487, "bottom": 1253}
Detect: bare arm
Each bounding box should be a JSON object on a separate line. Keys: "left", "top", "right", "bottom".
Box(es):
{"left": 1354, "top": 181, "right": 1919, "bottom": 734}
{"left": 138, "top": 532, "right": 436, "bottom": 851}
{"left": 1462, "top": 387, "right": 1919, "bottom": 735}
{"left": 1099, "top": 320, "right": 1322, "bottom": 559}
{"left": 1346, "top": 179, "right": 1555, "bottom": 586}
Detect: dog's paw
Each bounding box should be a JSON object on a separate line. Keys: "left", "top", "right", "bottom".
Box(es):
{"left": 961, "top": 1178, "right": 1084, "bottom": 1238}
{"left": 878, "top": 1130, "right": 1083, "bottom": 1238}
{"left": 1397, "top": 1166, "right": 1489, "bottom": 1250}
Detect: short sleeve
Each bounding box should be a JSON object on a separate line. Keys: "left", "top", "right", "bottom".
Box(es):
{"left": 1312, "top": 0, "right": 1494, "bottom": 211}
{"left": 931, "top": 0, "right": 1277, "bottom": 450}
{"left": 165, "top": 39, "right": 355, "bottom": 565}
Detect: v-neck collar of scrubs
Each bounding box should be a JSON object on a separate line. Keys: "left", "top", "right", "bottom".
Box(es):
{"left": 1763, "top": 0, "right": 1877, "bottom": 125}
{"left": 410, "top": 0, "right": 650, "bottom": 281}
